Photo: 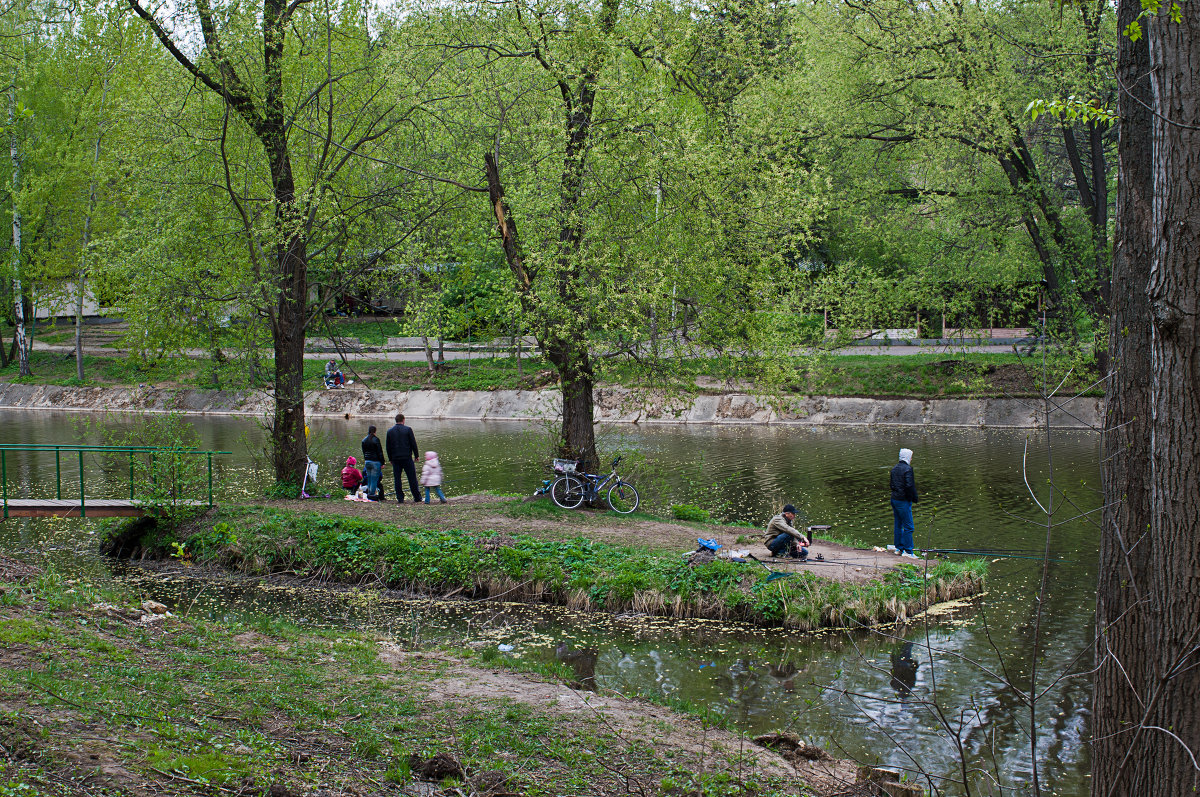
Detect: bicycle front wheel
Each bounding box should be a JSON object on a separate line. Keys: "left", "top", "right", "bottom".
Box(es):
{"left": 551, "top": 475, "right": 586, "bottom": 509}
{"left": 606, "top": 482, "right": 639, "bottom": 514}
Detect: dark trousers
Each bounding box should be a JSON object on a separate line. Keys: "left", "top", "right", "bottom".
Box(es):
{"left": 767, "top": 533, "right": 806, "bottom": 558}
{"left": 393, "top": 458, "right": 420, "bottom": 503}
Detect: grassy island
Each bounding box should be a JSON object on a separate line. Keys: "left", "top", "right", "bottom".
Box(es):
{"left": 104, "top": 499, "right": 986, "bottom": 631}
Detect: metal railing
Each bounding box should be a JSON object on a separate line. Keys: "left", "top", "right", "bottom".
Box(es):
{"left": 0, "top": 444, "right": 231, "bottom": 520}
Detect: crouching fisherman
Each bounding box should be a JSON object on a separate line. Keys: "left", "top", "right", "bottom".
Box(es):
{"left": 765, "top": 504, "right": 809, "bottom": 561}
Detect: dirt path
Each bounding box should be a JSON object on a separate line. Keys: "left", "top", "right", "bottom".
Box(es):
{"left": 377, "top": 644, "right": 863, "bottom": 796}
{"left": 263, "top": 494, "right": 908, "bottom": 585}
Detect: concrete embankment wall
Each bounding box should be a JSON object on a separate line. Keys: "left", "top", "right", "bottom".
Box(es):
{"left": 0, "top": 383, "right": 1102, "bottom": 429}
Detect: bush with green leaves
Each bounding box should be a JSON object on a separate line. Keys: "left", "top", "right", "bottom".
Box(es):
{"left": 671, "top": 504, "right": 711, "bottom": 523}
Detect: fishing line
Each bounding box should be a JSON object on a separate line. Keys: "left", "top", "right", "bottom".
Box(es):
{"left": 923, "top": 548, "right": 1072, "bottom": 563}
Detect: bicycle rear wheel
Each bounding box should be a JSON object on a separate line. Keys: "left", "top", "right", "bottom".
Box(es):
{"left": 606, "top": 482, "right": 639, "bottom": 514}
{"left": 551, "top": 475, "right": 586, "bottom": 509}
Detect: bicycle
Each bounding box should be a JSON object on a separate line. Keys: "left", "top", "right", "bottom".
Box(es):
{"left": 550, "top": 456, "right": 640, "bottom": 514}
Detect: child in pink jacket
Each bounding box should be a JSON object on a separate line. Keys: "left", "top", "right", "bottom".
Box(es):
{"left": 341, "top": 456, "right": 363, "bottom": 494}
{"left": 420, "top": 451, "right": 446, "bottom": 504}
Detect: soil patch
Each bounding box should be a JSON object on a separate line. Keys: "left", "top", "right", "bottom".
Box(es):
{"left": 377, "top": 644, "right": 862, "bottom": 795}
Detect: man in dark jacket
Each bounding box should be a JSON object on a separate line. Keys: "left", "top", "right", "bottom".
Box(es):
{"left": 889, "top": 447, "right": 919, "bottom": 557}
{"left": 361, "top": 424, "right": 386, "bottom": 500}
{"left": 385, "top": 413, "right": 421, "bottom": 503}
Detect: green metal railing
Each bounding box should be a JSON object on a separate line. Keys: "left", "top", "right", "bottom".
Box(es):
{"left": 0, "top": 444, "right": 231, "bottom": 520}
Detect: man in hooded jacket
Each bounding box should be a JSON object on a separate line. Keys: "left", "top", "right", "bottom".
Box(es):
{"left": 889, "top": 448, "right": 919, "bottom": 557}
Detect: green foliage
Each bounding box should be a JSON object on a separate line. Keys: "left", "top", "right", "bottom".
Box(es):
{"left": 671, "top": 504, "right": 711, "bottom": 523}
{"left": 265, "top": 480, "right": 301, "bottom": 500}
{"left": 68, "top": 411, "right": 216, "bottom": 522}
{"left": 659, "top": 768, "right": 755, "bottom": 796}
{"left": 145, "top": 747, "right": 253, "bottom": 785}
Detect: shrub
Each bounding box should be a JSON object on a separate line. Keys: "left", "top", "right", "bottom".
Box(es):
{"left": 671, "top": 504, "right": 710, "bottom": 523}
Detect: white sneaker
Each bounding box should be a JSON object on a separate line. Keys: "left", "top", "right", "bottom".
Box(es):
{"left": 901, "top": 551, "right": 919, "bottom": 559}
{"left": 886, "top": 545, "right": 898, "bottom": 553}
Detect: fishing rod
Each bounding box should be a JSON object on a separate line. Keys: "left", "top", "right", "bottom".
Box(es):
{"left": 922, "top": 548, "right": 1072, "bottom": 563}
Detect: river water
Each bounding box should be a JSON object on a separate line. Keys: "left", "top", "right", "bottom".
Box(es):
{"left": 0, "top": 409, "right": 1100, "bottom": 795}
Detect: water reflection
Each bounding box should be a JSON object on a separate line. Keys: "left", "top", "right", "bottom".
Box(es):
{"left": 0, "top": 409, "right": 1100, "bottom": 794}
{"left": 890, "top": 642, "right": 919, "bottom": 699}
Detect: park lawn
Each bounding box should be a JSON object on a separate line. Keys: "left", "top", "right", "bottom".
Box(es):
{"left": 0, "top": 343, "right": 1100, "bottom": 398}
{"left": 0, "top": 558, "right": 827, "bottom": 797}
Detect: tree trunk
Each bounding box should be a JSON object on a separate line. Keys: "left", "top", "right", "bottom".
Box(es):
{"left": 8, "top": 83, "right": 30, "bottom": 377}
{"left": 1093, "top": 4, "right": 1200, "bottom": 794}
{"left": 422, "top": 333, "right": 435, "bottom": 375}
{"left": 546, "top": 337, "right": 598, "bottom": 471}
{"left": 76, "top": 195, "right": 96, "bottom": 383}
{"left": 267, "top": 153, "right": 309, "bottom": 485}
{"left": 1141, "top": 5, "right": 1200, "bottom": 789}
{"left": 76, "top": 78, "right": 109, "bottom": 384}
{"left": 1092, "top": 0, "right": 1155, "bottom": 791}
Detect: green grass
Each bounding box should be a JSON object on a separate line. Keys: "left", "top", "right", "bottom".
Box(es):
{"left": 0, "top": 338, "right": 1098, "bottom": 398}
{"left": 113, "top": 506, "right": 986, "bottom": 630}
{"left": 0, "top": 565, "right": 807, "bottom": 797}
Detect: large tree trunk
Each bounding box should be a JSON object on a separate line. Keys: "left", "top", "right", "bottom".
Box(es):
{"left": 1092, "top": 0, "right": 1155, "bottom": 791}
{"left": 266, "top": 141, "right": 309, "bottom": 484}
{"left": 271, "top": 290, "right": 308, "bottom": 484}
{"left": 545, "top": 337, "right": 598, "bottom": 471}
{"left": 1093, "top": 4, "right": 1200, "bottom": 793}
{"left": 1141, "top": 5, "right": 1200, "bottom": 788}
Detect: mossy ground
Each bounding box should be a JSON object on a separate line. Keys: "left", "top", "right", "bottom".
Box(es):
{"left": 0, "top": 557, "right": 845, "bottom": 796}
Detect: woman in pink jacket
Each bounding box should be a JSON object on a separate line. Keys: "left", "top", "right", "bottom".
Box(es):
{"left": 420, "top": 451, "right": 446, "bottom": 504}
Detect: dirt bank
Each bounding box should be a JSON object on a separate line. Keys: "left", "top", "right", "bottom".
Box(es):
{"left": 0, "top": 382, "right": 1102, "bottom": 428}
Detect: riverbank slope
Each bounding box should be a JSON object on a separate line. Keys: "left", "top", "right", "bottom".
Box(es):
{"left": 0, "top": 381, "right": 1102, "bottom": 428}
{"left": 101, "top": 498, "right": 987, "bottom": 629}
{"left": 0, "top": 555, "right": 860, "bottom": 796}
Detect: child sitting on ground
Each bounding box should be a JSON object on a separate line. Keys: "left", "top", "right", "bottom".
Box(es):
{"left": 341, "top": 456, "right": 363, "bottom": 495}
{"left": 420, "top": 451, "right": 446, "bottom": 504}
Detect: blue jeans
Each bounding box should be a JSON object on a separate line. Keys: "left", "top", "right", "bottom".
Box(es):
{"left": 767, "top": 533, "right": 806, "bottom": 558}
{"left": 891, "top": 499, "right": 914, "bottom": 554}
{"left": 363, "top": 461, "right": 382, "bottom": 498}
{"left": 424, "top": 486, "right": 446, "bottom": 503}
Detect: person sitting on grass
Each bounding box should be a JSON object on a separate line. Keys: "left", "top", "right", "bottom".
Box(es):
{"left": 341, "top": 456, "right": 363, "bottom": 495}
{"left": 420, "top": 451, "right": 447, "bottom": 504}
{"left": 765, "top": 504, "right": 809, "bottom": 561}
{"left": 324, "top": 360, "right": 345, "bottom": 388}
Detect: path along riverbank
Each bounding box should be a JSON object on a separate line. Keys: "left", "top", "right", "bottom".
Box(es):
{"left": 0, "top": 382, "right": 1102, "bottom": 428}
{"left": 100, "top": 497, "right": 987, "bottom": 631}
